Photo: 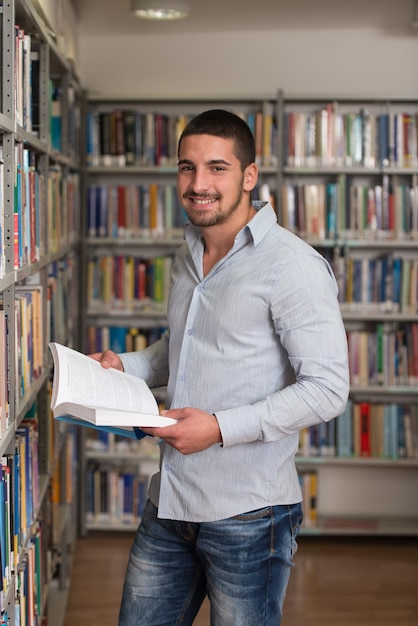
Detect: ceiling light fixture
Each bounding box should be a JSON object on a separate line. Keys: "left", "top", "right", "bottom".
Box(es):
{"left": 131, "top": 0, "right": 191, "bottom": 20}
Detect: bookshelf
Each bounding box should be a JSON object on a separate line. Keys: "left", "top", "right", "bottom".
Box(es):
{"left": 277, "top": 90, "right": 418, "bottom": 535}
{"left": 80, "top": 91, "right": 418, "bottom": 537}
{"left": 0, "top": 1, "right": 81, "bottom": 624}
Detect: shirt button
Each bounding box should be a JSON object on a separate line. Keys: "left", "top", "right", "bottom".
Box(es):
{"left": 187, "top": 328, "right": 193, "bottom": 335}
{"left": 164, "top": 464, "right": 170, "bottom": 471}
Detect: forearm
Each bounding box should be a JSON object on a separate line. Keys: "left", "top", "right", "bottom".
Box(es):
{"left": 216, "top": 360, "right": 349, "bottom": 448}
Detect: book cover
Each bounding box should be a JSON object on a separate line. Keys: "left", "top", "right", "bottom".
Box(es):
{"left": 336, "top": 399, "right": 353, "bottom": 458}
{"left": 114, "top": 109, "right": 126, "bottom": 166}
{"left": 117, "top": 185, "right": 126, "bottom": 237}
{"left": 0, "top": 310, "right": 9, "bottom": 433}
{"left": 377, "top": 113, "right": 389, "bottom": 166}
{"left": 123, "top": 110, "right": 137, "bottom": 165}
{"left": 99, "top": 112, "right": 112, "bottom": 166}
{"left": 50, "top": 88, "right": 62, "bottom": 153}
{"left": 86, "top": 110, "right": 100, "bottom": 167}
{"left": 359, "top": 402, "right": 371, "bottom": 457}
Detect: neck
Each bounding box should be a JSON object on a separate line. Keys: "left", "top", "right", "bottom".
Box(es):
{"left": 201, "top": 203, "right": 256, "bottom": 275}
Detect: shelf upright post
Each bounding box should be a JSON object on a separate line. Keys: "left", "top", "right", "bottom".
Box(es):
{"left": 77, "top": 91, "right": 89, "bottom": 537}
{"left": 1, "top": 4, "right": 16, "bottom": 619}
{"left": 276, "top": 88, "right": 285, "bottom": 226}
{"left": 1, "top": 0, "right": 16, "bottom": 451}
{"left": 1, "top": 0, "right": 14, "bottom": 119}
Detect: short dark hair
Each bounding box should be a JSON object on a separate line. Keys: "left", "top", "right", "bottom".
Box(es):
{"left": 178, "top": 109, "right": 256, "bottom": 171}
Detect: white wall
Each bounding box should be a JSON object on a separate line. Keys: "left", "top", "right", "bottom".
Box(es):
{"left": 78, "top": 27, "right": 418, "bottom": 99}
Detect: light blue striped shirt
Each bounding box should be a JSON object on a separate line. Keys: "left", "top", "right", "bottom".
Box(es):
{"left": 121, "top": 202, "right": 349, "bottom": 522}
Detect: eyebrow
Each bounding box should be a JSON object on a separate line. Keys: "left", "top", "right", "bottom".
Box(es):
{"left": 177, "top": 158, "right": 232, "bottom": 166}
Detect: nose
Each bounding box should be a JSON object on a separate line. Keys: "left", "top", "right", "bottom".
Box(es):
{"left": 191, "top": 167, "right": 210, "bottom": 194}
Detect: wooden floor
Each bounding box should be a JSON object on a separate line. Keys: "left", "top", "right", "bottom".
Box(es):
{"left": 64, "top": 533, "right": 418, "bottom": 626}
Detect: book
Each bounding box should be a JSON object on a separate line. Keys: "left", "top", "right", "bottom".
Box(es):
{"left": 48, "top": 342, "right": 176, "bottom": 436}
{"left": 123, "top": 110, "right": 137, "bottom": 165}
{"left": 359, "top": 402, "right": 371, "bottom": 457}
{"left": 0, "top": 309, "right": 9, "bottom": 433}
{"left": 86, "top": 110, "right": 100, "bottom": 167}
{"left": 50, "top": 86, "right": 62, "bottom": 152}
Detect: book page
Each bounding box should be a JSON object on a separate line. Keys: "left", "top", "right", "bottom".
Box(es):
{"left": 50, "top": 342, "right": 159, "bottom": 416}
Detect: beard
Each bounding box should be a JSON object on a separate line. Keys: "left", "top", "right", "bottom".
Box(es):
{"left": 183, "top": 182, "right": 245, "bottom": 228}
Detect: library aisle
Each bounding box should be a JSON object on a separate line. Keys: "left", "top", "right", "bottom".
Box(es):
{"left": 63, "top": 533, "right": 418, "bottom": 626}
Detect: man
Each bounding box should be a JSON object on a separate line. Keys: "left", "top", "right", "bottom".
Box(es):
{"left": 91, "top": 109, "right": 349, "bottom": 625}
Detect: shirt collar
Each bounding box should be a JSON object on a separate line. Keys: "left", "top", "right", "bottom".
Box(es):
{"left": 246, "top": 201, "right": 278, "bottom": 246}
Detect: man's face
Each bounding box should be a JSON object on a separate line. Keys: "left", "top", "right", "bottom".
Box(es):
{"left": 177, "top": 134, "right": 254, "bottom": 228}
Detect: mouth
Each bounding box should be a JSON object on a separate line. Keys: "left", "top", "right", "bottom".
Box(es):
{"left": 185, "top": 195, "right": 219, "bottom": 207}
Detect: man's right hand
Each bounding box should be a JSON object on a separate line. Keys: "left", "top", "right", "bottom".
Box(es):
{"left": 88, "top": 350, "right": 124, "bottom": 371}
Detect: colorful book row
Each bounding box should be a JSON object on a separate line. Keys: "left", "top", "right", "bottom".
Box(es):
{"left": 0, "top": 399, "right": 77, "bottom": 622}
{"left": 284, "top": 105, "right": 418, "bottom": 168}
{"left": 14, "top": 285, "right": 44, "bottom": 404}
{"left": 281, "top": 178, "right": 418, "bottom": 241}
{"left": 334, "top": 252, "right": 418, "bottom": 314}
{"left": 87, "top": 183, "right": 187, "bottom": 239}
{"left": 50, "top": 426, "right": 78, "bottom": 508}
{"left": 14, "top": 26, "right": 39, "bottom": 134}
{"left": 14, "top": 528, "right": 43, "bottom": 626}
{"left": 86, "top": 105, "right": 277, "bottom": 168}
{"left": 347, "top": 323, "right": 418, "bottom": 387}
{"left": 87, "top": 255, "right": 173, "bottom": 312}
{"left": 87, "top": 182, "right": 276, "bottom": 241}
{"left": 86, "top": 464, "right": 149, "bottom": 527}
{"left": 84, "top": 249, "right": 418, "bottom": 317}
{"left": 0, "top": 417, "right": 76, "bottom": 624}
{"left": 13, "top": 147, "right": 44, "bottom": 270}
{"left": 14, "top": 25, "right": 81, "bottom": 157}
{"left": 298, "top": 401, "right": 418, "bottom": 459}
{"left": 0, "top": 257, "right": 78, "bottom": 437}
{"left": 86, "top": 325, "right": 166, "bottom": 355}
{"left": 0, "top": 418, "right": 40, "bottom": 604}
{"left": 11, "top": 145, "right": 80, "bottom": 270}
{"left": 47, "top": 255, "right": 80, "bottom": 348}
{"left": 46, "top": 169, "right": 80, "bottom": 256}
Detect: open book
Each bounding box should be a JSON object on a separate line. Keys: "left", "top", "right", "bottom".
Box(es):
{"left": 49, "top": 342, "right": 176, "bottom": 438}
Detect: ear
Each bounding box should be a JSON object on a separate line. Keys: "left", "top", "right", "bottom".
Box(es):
{"left": 243, "top": 162, "right": 258, "bottom": 192}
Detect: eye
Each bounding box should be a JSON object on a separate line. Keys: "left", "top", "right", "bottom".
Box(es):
{"left": 178, "top": 164, "right": 194, "bottom": 172}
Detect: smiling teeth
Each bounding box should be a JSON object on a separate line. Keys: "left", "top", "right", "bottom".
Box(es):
{"left": 194, "top": 198, "right": 216, "bottom": 205}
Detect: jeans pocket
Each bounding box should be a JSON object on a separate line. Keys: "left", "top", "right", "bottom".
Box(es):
{"left": 231, "top": 506, "right": 272, "bottom": 521}
{"left": 287, "top": 503, "right": 303, "bottom": 558}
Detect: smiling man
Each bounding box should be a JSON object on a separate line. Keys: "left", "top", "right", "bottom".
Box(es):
{"left": 91, "top": 109, "right": 349, "bottom": 626}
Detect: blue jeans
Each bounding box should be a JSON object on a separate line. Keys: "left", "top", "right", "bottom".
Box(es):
{"left": 118, "top": 499, "right": 303, "bottom": 626}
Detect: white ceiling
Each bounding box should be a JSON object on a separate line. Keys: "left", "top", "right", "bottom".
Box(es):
{"left": 71, "top": 0, "right": 416, "bottom": 37}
